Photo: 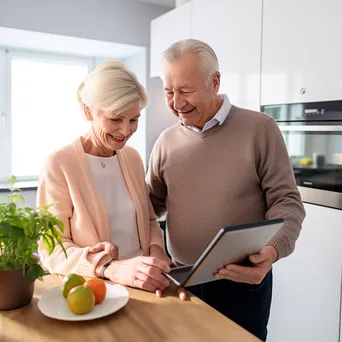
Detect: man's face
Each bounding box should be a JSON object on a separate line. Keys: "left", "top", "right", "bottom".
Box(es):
{"left": 162, "top": 53, "right": 220, "bottom": 129}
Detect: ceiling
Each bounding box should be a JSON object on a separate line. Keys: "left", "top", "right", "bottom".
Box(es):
{"left": 133, "top": 0, "right": 175, "bottom": 8}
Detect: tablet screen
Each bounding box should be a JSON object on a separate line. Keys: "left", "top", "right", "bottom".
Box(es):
{"left": 164, "top": 218, "right": 284, "bottom": 287}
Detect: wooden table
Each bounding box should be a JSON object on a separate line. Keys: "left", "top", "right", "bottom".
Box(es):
{"left": 0, "top": 275, "right": 261, "bottom": 342}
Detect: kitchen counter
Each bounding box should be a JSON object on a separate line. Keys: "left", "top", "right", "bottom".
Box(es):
{"left": 0, "top": 274, "right": 261, "bottom": 342}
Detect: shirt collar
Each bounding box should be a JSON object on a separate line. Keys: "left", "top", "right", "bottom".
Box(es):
{"left": 213, "top": 94, "right": 231, "bottom": 125}
{"left": 187, "top": 94, "right": 232, "bottom": 133}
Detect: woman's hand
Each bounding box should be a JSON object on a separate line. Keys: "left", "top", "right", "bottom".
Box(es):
{"left": 149, "top": 244, "right": 172, "bottom": 266}
{"left": 104, "top": 256, "right": 171, "bottom": 293}
{"left": 148, "top": 245, "right": 187, "bottom": 300}
{"left": 89, "top": 241, "right": 118, "bottom": 259}
{"left": 149, "top": 244, "right": 175, "bottom": 297}
{"left": 90, "top": 242, "right": 119, "bottom": 278}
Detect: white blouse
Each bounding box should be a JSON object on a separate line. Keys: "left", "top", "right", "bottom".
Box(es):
{"left": 86, "top": 153, "right": 143, "bottom": 259}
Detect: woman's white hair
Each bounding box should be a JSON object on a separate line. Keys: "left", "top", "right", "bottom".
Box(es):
{"left": 161, "top": 39, "right": 219, "bottom": 85}
{"left": 77, "top": 61, "right": 148, "bottom": 116}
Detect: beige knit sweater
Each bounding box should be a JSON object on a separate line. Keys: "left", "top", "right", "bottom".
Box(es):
{"left": 147, "top": 105, "right": 306, "bottom": 265}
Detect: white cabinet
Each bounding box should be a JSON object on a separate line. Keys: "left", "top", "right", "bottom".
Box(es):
{"left": 261, "top": 0, "right": 342, "bottom": 105}
{"left": 192, "top": 0, "right": 262, "bottom": 110}
{"left": 267, "top": 203, "right": 342, "bottom": 342}
{"left": 150, "top": 2, "right": 192, "bottom": 78}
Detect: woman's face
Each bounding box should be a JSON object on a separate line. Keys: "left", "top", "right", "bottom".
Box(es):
{"left": 89, "top": 104, "right": 141, "bottom": 152}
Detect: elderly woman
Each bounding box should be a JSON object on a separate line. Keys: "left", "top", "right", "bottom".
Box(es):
{"left": 37, "top": 61, "right": 171, "bottom": 295}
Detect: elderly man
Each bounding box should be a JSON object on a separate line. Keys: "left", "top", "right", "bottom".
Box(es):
{"left": 146, "top": 39, "right": 305, "bottom": 341}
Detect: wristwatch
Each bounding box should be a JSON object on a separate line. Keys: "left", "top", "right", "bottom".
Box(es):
{"left": 99, "top": 258, "right": 116, "bottom": 279}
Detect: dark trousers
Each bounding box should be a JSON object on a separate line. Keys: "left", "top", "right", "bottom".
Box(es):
{"left": 187, "top": 270, "right": 273, "bottom": 341}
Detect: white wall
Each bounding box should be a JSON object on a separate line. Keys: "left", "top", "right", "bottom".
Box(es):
{"left": 0, "top": 0, "right": 171, "bottom": 48}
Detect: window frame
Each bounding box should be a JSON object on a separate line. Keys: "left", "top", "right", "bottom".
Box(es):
{"left": 0, "top": 48, "right": 95, "bottom": 184}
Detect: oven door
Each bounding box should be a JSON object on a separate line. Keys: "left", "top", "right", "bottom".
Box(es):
{"left": 279, "top": 125, "right": 342, "bottom": 209}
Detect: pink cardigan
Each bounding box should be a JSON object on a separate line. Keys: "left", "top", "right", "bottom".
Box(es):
{"left": 37, "top": 138, "right": 164, "bottom": 277}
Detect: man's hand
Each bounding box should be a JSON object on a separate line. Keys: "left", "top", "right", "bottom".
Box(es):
{"left": 214, "top": 246, "right": 278, "bottom": 284}
{"left": 174, "top": 246, "right": 277, "bottom": 300}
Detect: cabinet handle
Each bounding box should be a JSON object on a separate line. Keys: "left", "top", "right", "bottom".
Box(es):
{"left": 300, "top": 88, "right": 306, "bottom": 95}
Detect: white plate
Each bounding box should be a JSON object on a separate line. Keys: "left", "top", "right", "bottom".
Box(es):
{"left": 37, "top": 283, "right": 129, "bottom": 321}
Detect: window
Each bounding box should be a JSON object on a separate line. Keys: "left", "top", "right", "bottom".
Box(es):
{"left": 0, "top": 50, "right": 93, "bottom": 184}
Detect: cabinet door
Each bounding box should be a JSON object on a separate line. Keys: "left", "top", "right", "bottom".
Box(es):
{"left": 267, "top": 203, "right": 342, "bottom": 342}
{"left": 192, "top": 0, "right": 262, "bottom": 111}
{"left": 150, "top": 2, "right": 192, "bottom": 78}
{"left": 261, "top": 0, "right": 342, "bottom": 105}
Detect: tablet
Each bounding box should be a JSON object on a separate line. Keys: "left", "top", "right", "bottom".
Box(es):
{"left": 164, "top": 218, "right": 284, "bottom": 287}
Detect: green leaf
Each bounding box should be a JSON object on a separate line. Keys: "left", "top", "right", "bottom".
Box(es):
{"left": 0, "top": 178, "right": 67, "bottom": 271}
{"left": 61, "top": 245, "right": 67, "bottom": 259}
{"left": 10, "top": 194, "right": 26, "bottom": 204}
{"left": 10, "top": 226, "right": 25, "bottom": 237}
{"left": 10, "top": 216, "right": 26, "bottom": 229}
{"left": 24, "top": 222, "right": 35, "bottom": 238}
{"left": 42, "top": 234, "right": 55, "bottom": 255}
{"left": 55, "top": 219, "right": 65, "bottom": 233}
{"left": 25, "top": 264, "right": 45, "bottom": 282}
{"left": 8, "top": 176, "right": 16, "bottom": 185}
{"left": 0, "top": 222, "right": 12, "bottom": 235}
{"left": 50, "top": 227, "right": 67, "bottom": 259}
{"left": 40, "top": 203, "right": 55, "bottom": 211}
{"left": 8, "top": 202, "right": 16, "bottom": 210}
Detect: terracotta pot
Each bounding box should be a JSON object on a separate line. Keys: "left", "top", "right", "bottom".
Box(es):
{"left": 0, "top": 267, "right": 34, "bottom": 310}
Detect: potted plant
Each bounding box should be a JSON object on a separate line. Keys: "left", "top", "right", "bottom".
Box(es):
{"left": 0, "top": 176, "right": 66, "bottom": 310}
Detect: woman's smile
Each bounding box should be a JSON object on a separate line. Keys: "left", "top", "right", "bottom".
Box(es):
{"left": 109, "top": 134, "right": 126, "bottom": 143}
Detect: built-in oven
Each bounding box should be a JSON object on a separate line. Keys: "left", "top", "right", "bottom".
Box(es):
{"left": 261, "top": 100, "right": 342, "bottom": 210}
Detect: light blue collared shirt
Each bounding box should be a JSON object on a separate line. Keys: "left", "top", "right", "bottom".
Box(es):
{"left": 187, "top": 94, "right": 232, "bottom": 133}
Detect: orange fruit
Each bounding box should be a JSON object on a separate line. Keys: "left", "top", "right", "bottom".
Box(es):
{"left": 84, "top": 278, "right": 107, "bottom": 304}
{"left": 67, "top": 285, "right": 95, "bottom": 315}
{"left": 62, "top": 274, "right": 85, "bottom": 298}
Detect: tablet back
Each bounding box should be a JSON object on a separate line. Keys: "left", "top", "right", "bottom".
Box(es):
{"left": 184, "top": 218, "right": 284, "bottom": 287}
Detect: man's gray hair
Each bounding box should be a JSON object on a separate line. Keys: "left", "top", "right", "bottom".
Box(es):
{"left": 162, "top": 39, "right": 219, "bottom": 84}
